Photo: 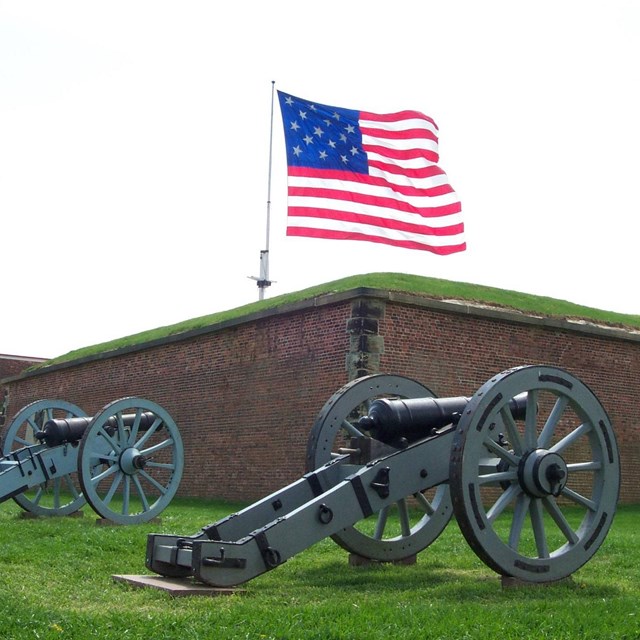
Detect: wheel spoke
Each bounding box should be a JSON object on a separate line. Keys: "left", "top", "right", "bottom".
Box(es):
{"left": 508, "top": 493, "right": 531, "bottom": 551}
{"left": 134, "top": 418, "right": 162, "bottom": 449}
{"left": 101, "top": 470, "right": 123, "bottom": 506}
{"left": 567, "top": 461, "right": 601, "bottom": 472}
{"left": 140, "top": 438, "right": 174, "bottom": 457}
{"left": 98, "top": 427, "right": 121, "bottom": 454}
{"left": 63, "top": 474, "right": 81, "bottom": 499}
{"left": 537, "top": 396, "right": 569, "bottom": 449}
{"left": 397, "top": 499, "right": 411, "bottom": 537}
{"left": 499, "top": 405, "right": 524, "bottom": 455}
{"left": 413, "top": 491, "right": 435, "bottom": 516}
{"left": 373, "top": 506, "right": 389, "bottom": 540}
{"left": 27, "top": 416, "right": 39, "bottom": 436}
{"left": 91, "top": 463, "right": 119, "bottom": 485}
{"left": 483, "top": 437, "right": 519, "bottom": 466}
{"left": 341, "top": 419, "right": 364, "bottom": 438}
{"left": 133, "top": 475, "right": 150, "bottom": 511}
{"left": 128, "top": 408, "right": 143, "bottom": 447}
{"left": 478, "top": 470, "right": 518, "bottom": 486}
{"left": 52, "top": 478, "right": 62, "bottom": 508}
{"left": 116, "top": 412, "right": 127, "bottom": 449}
{"left": 122, "top": 475, "right": 131, "bottom": 515}
{"left": 138, "top": 469, "right": 169, "bottom": 494}
{"left": 561, "top": 486, "right": 597, "bottom": 511}
{"left": 145, "top": 461, "right": 175, "bottom": 470}
{"left": 530, "top": 499, "right": 549, "bottom": 558}
{"left": 486, "top": 483, "right": 520, "bottom": 523}
{"left": 542, "top": 496, "right": 580, "bottom": 545}
{"left": 550, "top": 422, "right": 592, "bottom": 455}
{"left": 524, "top": 390, "right": 538, "bottom": 450}
{"left": 32, "top": 485, "right": 44, "bottom": 505}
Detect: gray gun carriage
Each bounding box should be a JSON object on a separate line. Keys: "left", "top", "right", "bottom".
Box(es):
{"left": 146, "top": 365, "right": 620, "bottom": 587}
{"left": 0, "top": 397, "right": 184, "bottom": 524}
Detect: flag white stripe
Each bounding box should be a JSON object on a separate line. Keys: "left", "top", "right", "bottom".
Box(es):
{"left": 359, "top": 117, "right": 439, "bottom": 136}
{"left": 361, "top": 133, "right": 439, "bottom": 154}
{"left": 368, "top": 166, "right": 451, "bottom": 189}
{"left": 290, "top": 216, "right": 465, "bottom": 247}
{"left": 288, "top": 177, "right": 460, "bottom": 209}
{"left": 365, "top": 150, "right": 439, "bottom": 170}
{"left": 288, "top": 195, "right": 463, "bottom": 228}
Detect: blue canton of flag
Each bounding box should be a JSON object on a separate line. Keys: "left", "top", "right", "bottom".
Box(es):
{"left": 279, "top": 94, "right": 368, "bottom": 174}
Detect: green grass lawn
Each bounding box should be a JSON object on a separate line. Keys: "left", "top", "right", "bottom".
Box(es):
{"left": 38, "top": 272, "right": 640, "bottom": 366}
{"left": 0, "top": 497, "right": 638, "bottom": 639}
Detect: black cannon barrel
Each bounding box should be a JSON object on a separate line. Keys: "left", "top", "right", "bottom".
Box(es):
{"left": 359, "top": 392, "right": 529, "bottom": 445}
{"left": 37, "top": 411, "right": 158, "bottom": 447}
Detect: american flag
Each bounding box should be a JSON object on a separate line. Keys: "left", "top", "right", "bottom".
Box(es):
{"left": 277, "top": 91, "right": 465, "bottom": 255}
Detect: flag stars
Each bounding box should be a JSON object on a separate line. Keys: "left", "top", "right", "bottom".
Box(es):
{"left": 303, "top": 134, "right": 314, "bottom": 145}
{"left": 313, "top": 126, "right": 324, "bottom": 138}
{"left": 339, "top": 133, "right": 347, "bottom": 143}
{"left": 293, "top": 145, "right": 303, "bottom": 157}
{"left": 328, "top": 140, "right": 337, "bottom": 149}
{"left": 299, "top": 110, "right": 308, "bottom": 120}
{"left": 319, "top": 150, "right": 328, "bottom": 160}
{"left": 340, "top": 154, "right": 349, "bottom": 164}
{"left": 290, "top": 121, "right": 300, "bottom": 132}
{"left": 345, "top": 124, "right": 356, "bottom": 134}
{"left": 350, "top": 146, "right": 359, "bottom": 156}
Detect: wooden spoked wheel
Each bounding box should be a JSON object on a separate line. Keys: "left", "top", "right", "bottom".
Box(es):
{"left": 2, "top": 399, "right": 87, "bottom": 516}
{"left": 306, "top": 375, "right": 453, "bottom": 562}
{"left": 78, "top": 397, "right": 184, "bottom": 524}
{"left": 450, "top": 366, "right": 620, "bottom": 582}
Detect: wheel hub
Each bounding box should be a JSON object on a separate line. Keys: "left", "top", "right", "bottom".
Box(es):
{"left": 119, "top": 448, "right": 147, "bottom": 475}
{"left": 518, "top": 449, "right": 568, "bottom": 497}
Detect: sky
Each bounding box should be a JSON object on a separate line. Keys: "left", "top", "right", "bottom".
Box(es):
{"left": 1, "top": 0, "right": 639, "bottom": 359}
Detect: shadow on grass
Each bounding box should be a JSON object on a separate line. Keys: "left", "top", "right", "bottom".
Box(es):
{"left": 269, "top": 556, "right": 623, "bottom": 601}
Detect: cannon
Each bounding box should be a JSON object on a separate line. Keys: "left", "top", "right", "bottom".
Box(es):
{"left": 145, "top": 365, "right": 620, "bottom": 586}
{"left": 0, "top": 397, "right": 184, "bottom": 524}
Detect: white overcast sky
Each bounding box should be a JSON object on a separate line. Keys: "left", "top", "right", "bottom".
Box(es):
{"left": 1, "top": 1, "right": 638, "bottom": 359}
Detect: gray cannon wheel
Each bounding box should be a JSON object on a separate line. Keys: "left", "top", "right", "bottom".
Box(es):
{"left": 77, "top": 397, "right": 184, "bottom": 524}
{"left": 450, "top": 365, "right": 620, "bottom": 583}
{"left": 1, "top": 399, "right": 87, "bottom": 516}
{"left": 306, "top": 374, "right": 453, "bottom": 562}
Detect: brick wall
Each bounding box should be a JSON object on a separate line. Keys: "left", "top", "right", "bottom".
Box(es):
{"left": 0, "top": 354, "right": 48, "bottom": 428}
{"left": 3, "top": 289, "right": 639, "bottom": 503}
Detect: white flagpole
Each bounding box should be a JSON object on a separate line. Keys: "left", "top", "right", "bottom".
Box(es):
{"left": 250, "top": 81, "right": 276, "bottom": 301}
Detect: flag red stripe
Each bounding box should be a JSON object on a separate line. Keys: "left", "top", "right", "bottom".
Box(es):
{"left": 288, "top": 186, "right": 461, "bottom": 218}
{"left": 287, "top": 226, "right": 465, "bottom": 255}
{"left": 360, "top": 110, "right": 438, "bottom": 129}
{"left": 288, "top": 170, "right": 453, "bottom": 198}
{"left": 367, "top": 160, "right": 447, "bottom": 179}
{"left": 288, "top": 206, "right": 464, "bottom": 236}
{"left": 360, "top": 126, "right": 439, "bottom": 143}
{"left": 363, "top": 144, "right": 440, "bottom": 163}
